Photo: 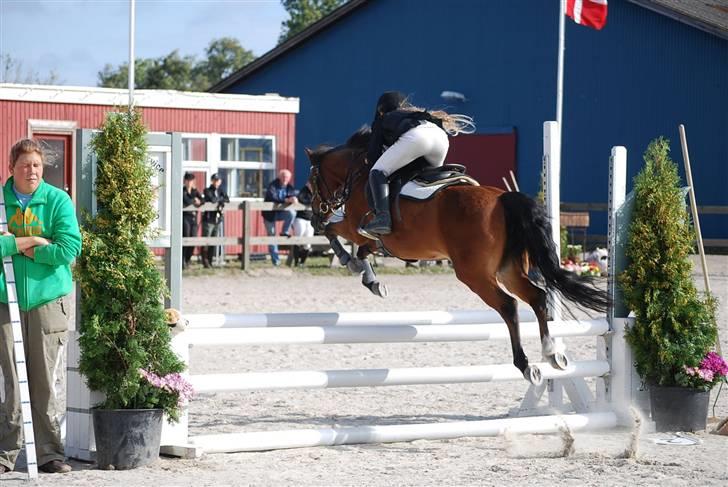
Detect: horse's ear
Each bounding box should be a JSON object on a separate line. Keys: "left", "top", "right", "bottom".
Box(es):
{"left": 304, "top": 147, "right": 313, "bottom": 160}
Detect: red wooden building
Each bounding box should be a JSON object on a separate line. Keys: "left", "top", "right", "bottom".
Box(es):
{"left": 0, "top": 83, "right": 299, "bottom": 258}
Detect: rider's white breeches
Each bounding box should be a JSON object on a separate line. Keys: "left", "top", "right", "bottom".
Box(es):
{"left": 371, "top": 121, "right": 449, "bottom": 177}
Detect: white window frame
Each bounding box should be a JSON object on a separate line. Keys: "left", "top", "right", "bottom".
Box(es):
{"left": 181, "top": 133, "right": 277, "bottom": 200}
{"left": 27, "top": 119, "right": 78, "bottom": 201}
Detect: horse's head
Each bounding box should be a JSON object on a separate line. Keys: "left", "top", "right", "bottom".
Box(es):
{"left": 305, "top": 127, "right": 371, "bottom": 232}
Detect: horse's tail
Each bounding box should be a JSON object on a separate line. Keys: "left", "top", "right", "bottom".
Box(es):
{"left": 499, "top": 191, "right": 609, "bottom": 313}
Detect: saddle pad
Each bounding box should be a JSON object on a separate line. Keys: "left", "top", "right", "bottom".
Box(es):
{"left": 400, "top": 175, "right": 479, "bottom": 201}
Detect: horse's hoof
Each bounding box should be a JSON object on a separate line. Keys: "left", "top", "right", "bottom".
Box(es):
{"left": 364, "top": 280, "right": 388, "bottom": 298}
{"left": 523, "top": 365, "right": 543, "bottom": 385}
{"left": 548, "top": 352, "right": 569, "bottom": 370}
{"left": 346, "top": 258, "right": 365, "bottom": 274}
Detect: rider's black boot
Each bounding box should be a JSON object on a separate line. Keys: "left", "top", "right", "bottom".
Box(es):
{"left": 361, "top": 170, "right": 391, "bottom": 236}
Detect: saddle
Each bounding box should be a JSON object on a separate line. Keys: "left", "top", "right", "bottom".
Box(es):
{"left": 365, "top": 157, "right": 480, "bottom": 219}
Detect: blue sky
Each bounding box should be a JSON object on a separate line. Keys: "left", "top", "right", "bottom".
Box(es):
{"left": 0, "top": 0, "right": 286, "bottom": 86}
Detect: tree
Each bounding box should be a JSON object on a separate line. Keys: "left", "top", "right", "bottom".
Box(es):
{"left": 620, "top": 138, "right": 717, "bottom": 387}
{"left": 279, "top": 0, "right": 347, "bottom": 43}
{"left": 1, "top": 54, "right": 61, "bottom": 84}
{"left": 97, "top": 37, "right": 254, "bottom": 91}
{"left": 194, "top": 37, "right": 256, "bottom": 88}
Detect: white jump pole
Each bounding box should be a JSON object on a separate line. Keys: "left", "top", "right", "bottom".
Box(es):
{"left": 184, "top": 319, "right": 608, "bottom": 346}
{"left": 185, "top": 309, "right": 537, "bottom": 329}
{"left": 191, "top": 360, "right": 610, "bottom": 393}
{"left": 191, "top": 412, "right": 618, "bottom": 454}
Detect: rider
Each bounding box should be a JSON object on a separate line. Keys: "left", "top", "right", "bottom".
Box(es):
{"left": 360, "top": 91, "right": 474, "bottom": 237}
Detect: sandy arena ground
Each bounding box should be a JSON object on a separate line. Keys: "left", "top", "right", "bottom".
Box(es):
{"left": 2, "top": 256, "right": 727, "bottom": 486}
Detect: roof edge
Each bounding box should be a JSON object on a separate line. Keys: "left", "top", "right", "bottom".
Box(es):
{"left": 209, "top": 0, "right": 369, "bottom": 93}
{"left": 628, "top": 0, "right": 728, "bottom": 40}
{"left": 0, "top": 83, "right": 299, "bottom": 113}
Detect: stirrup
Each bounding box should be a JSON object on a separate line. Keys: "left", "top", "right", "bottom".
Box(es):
{"left": 357, "top": 226, "right": 380, "bottom": 240}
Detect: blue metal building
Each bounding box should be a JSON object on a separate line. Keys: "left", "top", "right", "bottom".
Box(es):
{"left": 212, "top": 0, "right": 728, "bottom": 243}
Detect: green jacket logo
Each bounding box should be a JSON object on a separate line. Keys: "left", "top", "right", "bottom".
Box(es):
{"left": 9, "top": 207, "right": 44, "bottom": 236}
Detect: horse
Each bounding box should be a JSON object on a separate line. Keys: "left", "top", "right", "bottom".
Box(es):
{"left": 305, "top": 127, "right": 609, "bottom": 385}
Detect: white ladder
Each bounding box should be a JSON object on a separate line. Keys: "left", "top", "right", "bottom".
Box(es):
{"left": 0, "top": 193, "right": 38, "bottom": 480}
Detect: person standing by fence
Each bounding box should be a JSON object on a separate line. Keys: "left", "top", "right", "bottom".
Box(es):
{"left": 0, "top": 139, "right": 81, "bottom": 475}
{"left": 290, "top": 180, "right": 314, "bottom": 266}
{"left": 182, "top": 172, "right": 203, "bottom": 269}
{"left": 262, "top": 169, "right": 297, "bottom": 266}
{"left": 202, "top": 173, "right": 229, "bottom": 268}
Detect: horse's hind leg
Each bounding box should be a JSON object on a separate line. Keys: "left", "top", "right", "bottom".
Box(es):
{"left": 454, "top": 267, "right": 542, "bottom": 385}
{"left": 498, "top": 261, "right": 569, "bottom": 370}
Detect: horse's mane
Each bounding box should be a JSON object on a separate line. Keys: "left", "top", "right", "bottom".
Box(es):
{"left": 345, "top": 125, "right": 372, "bottom": 152}
{"left": 308, "top": 125, "right": 372, "bottom": 165}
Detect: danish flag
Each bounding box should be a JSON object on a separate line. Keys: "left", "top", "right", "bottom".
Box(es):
{"left": 566, "top": 0, "right": 608, "bottom": 30}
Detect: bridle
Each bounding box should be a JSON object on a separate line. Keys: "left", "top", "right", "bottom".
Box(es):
{"left": 309, "top": 149, "right": 366, "bottom": 221}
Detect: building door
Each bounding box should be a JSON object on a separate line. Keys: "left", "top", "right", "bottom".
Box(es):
{"left": 445, "top": 130, "right": 517, "bottom": 189}
{"left": 35, "top": 134, "right": 73, "bottom": 195}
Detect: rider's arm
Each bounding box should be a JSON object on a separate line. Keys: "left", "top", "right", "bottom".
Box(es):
{"left": 367, "top": 119, "right": 385, "bottom": 166}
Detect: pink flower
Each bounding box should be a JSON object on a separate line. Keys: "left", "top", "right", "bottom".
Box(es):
{"left": 139, "top": 368, "right": 195, "bottom": 406}
{"left": 697, "top": 369, "right": 714, "bottom": 382}
{"left": 700, "top": 352, "right": 728, "bottom": 377}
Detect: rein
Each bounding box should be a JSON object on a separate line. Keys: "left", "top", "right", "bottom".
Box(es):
{"left": 310, "top": 149, "right": 366, "bottom": 218}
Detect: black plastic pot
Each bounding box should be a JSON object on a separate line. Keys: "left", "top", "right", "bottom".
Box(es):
{"left": 92, "top": 408, "right": 164, "bottom": 470}
{"left": 649, "top": 386, "right": 709, "bottom": 432}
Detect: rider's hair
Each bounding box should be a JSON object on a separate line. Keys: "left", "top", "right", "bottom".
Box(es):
{"left": 399, "top": 98, "right": 476, "bottom": 136}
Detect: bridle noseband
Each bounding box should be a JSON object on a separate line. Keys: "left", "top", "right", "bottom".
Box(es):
{"left": 309, "top": 149, "right": 366, "bottom": 223}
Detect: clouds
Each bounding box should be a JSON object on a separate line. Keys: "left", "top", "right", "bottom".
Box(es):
{"left": 0, "top": 0, "right": 285, "bottom": 86}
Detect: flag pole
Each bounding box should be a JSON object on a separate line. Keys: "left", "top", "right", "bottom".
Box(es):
{"left": 556, "top": 0, "right": 565, "bottom": 131}
{"left": 128, "top": 0, "right": 136, "bottom": 111}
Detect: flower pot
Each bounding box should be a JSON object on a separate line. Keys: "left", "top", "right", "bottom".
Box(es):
{"left": 649, "top": 386, "right": 709, "bottom": 432}
{"left": 92, "top": 408, "right": 164, "bottom": 470}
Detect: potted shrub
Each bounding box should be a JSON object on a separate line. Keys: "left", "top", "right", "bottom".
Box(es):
{"left": 620, "top": 137, "right": 726, "bottom": 432}
{"left": 75, "top": 109, "right": 193, "bottom": 469}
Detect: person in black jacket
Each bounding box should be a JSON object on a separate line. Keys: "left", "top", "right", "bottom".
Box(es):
{"left": 290, "top": 181, "right": 314, "bottom": 266}
{"left": 263, "top": 169, "right": 298, "bottom": 266}
{"left": 201, "top": 173, "right": 229, "bottom": 268}
{"left": 182, "top": 172, "right": 203, "bottom": 269}
{"left": 360, "top": 91, "right": 474, "bottom": 237}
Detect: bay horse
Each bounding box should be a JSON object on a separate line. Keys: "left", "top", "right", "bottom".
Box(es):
{"left": 305, "top": 127, "right": 609, "bottom": 385}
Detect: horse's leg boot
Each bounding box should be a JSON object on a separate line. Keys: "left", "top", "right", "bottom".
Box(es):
{"left": 362, "top": 170, "right": 392, "bottom": 235}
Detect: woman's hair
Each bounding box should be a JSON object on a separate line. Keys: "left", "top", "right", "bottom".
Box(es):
{"left": 396, "top": 97, "right": 476, "bottom": 136}
{"left": 10, "top": 138, "right": 45, "bottom": 167}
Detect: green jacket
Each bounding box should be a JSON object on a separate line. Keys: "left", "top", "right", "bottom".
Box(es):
{"left": 0, "top": 178, "right": 82, "bottom": 311}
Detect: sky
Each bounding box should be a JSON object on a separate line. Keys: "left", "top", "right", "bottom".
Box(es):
{"left": 0, "top": 0, "right": 287, "bottom": 86}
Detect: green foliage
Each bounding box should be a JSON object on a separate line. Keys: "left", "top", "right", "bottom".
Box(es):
{"left": 75, "top": 109, "right": 185, "bottom": 421}
{"left": 619, "top": 138, "right": 718, "bottom": 387}
{"left": 279, "top": 0, "right": 346, "bottom": 43}
{"left": 2, "top": 54, "right": 61, "bottom": 84}
{"left": 98, "top": 37, "right": 254, "bottom": 91}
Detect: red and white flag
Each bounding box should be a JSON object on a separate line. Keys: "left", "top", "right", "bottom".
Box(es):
{"left": 566, "top": 0, "right": 608, "bottom": 30}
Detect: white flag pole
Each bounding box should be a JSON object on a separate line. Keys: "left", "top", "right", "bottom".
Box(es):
{"left": 128, "top": 0, "right": 136, "bottom": 111}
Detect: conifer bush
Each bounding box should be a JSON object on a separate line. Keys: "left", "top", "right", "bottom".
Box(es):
{"left": 75, "top": 109, "right": 186, "bottom": 421}
{"left": 620, "top": 137, "right": 717, "bottom": 388}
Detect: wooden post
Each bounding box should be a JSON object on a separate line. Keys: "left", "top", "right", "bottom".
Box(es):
{"left": 678, "top": 124, "right": 720, "bottom": 355}
{"left": 242, "top": 200, "right": 251, "bottom": 270}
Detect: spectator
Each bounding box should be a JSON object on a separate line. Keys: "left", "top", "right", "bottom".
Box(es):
{"left": 263, "top": 169, "right": 297, "bottom": 266}
{"left": 0, "top": 139, "right": 82, "bottom": 475}
{"left": 182, "top": 172, "right": 203, "bottom": 269}
{"left": 290, "top": 181, "right": 314, "bottom": 267}
{"left": 201, "top": 173, "right": 229, "bottom": 268}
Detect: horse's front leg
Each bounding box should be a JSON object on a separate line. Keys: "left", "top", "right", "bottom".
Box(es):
{"left": 324, "top": 225, "right": 365, "bottom": 274}
{"left": 357, "top": 245, "right": 388, "bottom": 298}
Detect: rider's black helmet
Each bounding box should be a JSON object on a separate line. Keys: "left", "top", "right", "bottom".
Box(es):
{"left": 374, "top": 91, "right": 406, "bottom": 121}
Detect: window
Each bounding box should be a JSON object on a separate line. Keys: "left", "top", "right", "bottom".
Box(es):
{"left": 219, "top": 136, "right": 276, "bottom": 198}
{"left": 183, "top": 137, "right": 207, "bottom": 162}
{"left": 181, "top": 134, "right": 277, "bottom": 199}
